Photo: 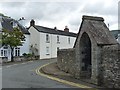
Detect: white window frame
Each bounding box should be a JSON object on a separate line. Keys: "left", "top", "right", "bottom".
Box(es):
{"left": 1, "top": 50, "right": 3, "bottom": 56}
{"left": 57, "top": 36, "right": 60, "bottom": 44}
{"left": 0, "top": 46, "right": 8, "bottom": 57}
{"left": 68, "top": 37, "right": 70, "bottom": 44}
{"left": 46, "top": 47, "right": 50, "bottom": 55}
{"left": 46, "top": 34, "right": 50, "bottom": 43}
{"left": 15, "top": 47, "right": 20, "bottom": 56}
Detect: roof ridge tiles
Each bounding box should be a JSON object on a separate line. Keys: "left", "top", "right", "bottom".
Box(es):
{"left": 82, "top": 15, "right": 104, "bottom": 21}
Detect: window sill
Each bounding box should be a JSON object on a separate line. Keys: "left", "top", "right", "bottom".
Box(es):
{"left": 46, "top": 41, "right": 50, "bottom": 43}
{"left": 46, "top": 54, "right": 50, "bottom": 55}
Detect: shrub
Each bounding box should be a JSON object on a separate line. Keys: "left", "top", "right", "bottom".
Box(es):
{"left": 26, "top": 53, "right": 33, "bottom": 57}
{"left": 22, "top": 53, "right": 27, "bottom": 56}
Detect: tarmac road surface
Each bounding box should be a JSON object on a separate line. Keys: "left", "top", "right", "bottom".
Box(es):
{"left": 2, "top": 59, "right": 74, "bottom": 88}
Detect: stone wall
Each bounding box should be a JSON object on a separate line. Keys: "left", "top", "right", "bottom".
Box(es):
{"left": 57, "top": 45, "right": 120, "bottom": 88}
{"left": 57, "top": 48, "right": 76, "bottom": 76}
{"left": 1, "top": 55, "right": 40, "bottom": 63}
{"left": 101, "top": 44, "right": 120, "bottom": 88}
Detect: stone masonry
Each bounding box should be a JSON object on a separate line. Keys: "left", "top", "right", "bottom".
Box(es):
{"left": 57, "top": 15, "right": 120, "bottom": 88}
{"left": 101, "top": 45, "right": 120, "bottom": 88}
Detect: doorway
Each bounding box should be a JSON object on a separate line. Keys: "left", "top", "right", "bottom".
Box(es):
{"left": 80, "top": 32, "right": 92, "bottom": 78}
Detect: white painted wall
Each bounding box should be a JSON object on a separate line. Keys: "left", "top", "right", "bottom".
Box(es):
{"left": 29, "top": 26, "right": 40, "bottom": 55}
{"left": 18, "top": 34, "right": 30, "bottom": 55}
{"left": 39, "top": 32, "right": 76, "bottom": 59}
{"left": 28, "top": 26, "right": 76, "bottom": 59}
{"left": 39, "top": 33, "right": 51, "bottom": 59}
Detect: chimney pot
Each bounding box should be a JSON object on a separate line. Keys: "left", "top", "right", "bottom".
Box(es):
{"left": 30, "top": 19, "right": 35, "bottom": 26}
{"left": 64, "top": 26, "right": 69, "bottom": 32}
{"left": 54, "top": 26, "right": 57, "bottom": 30}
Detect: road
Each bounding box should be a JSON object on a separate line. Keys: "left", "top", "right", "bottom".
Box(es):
{"left": 2, "top": 59, "right": 73, "bottom": 88}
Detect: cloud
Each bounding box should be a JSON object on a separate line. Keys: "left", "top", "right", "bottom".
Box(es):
{"left": 0, "top": 2, "right": 26, "bottom": 7}
{"left": 0, "top": 0, "right": 119, "bottom": 32}
{"left": 81, "top": 0, "right": 118, "bottom": 16}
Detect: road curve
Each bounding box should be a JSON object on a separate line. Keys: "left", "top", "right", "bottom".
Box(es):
{"left": 2, "top": 59, "right": 74, "bottom": 88}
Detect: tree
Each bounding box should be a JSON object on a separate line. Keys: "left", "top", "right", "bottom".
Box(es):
{"left": 2, "top": 27, "right": 25, "bottom": 62}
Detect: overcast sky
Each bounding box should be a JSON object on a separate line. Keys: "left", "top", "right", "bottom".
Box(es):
{"left": 0, "top": 0, "right": 119, "bottom": 33}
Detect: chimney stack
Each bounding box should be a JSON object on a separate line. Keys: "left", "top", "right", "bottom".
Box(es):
{"left": 54, "top": 26, "right": 57, "bottom": 30}
{"left": 30, "top": 19, "right": 35, "bottom": 26}
{"left": 64, "top": 26, "right": 69, "bottom": 32}
{"left": 18, "top": 17, "right": 25, "bottom": 26}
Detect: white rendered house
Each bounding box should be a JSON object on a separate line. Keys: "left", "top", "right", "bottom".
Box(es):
{"left": 0, "top": 16, "right": 30, "bottom": 61}
{"left": 28, "top": 19, "right": 77, "bottom": 59}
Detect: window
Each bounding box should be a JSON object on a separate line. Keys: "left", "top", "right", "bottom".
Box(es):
{"left": 1, "top": 49, "right": 7, "bottom": 57}
{"left": 46, "top": 34, "right": 50, "bottom": 43}
{"left": 1, "top": 50, "right": 3, "bottom": 56}
{"left": 46, "top": 47, "right": 50, "bottom": 55}
{"left": 10, "top": 21, "right": 13, "bottom": 26}
{"left": 68, "top": 37, "right": 70, "bottom": 44}
{"left": 1, "top": 46, "right": 8, "bottom": 57}
{"left": 10, "top": 21, "right": 17, "bottom": 28}
{"left": 15, "top": 47, "right": 20, "bottom": 56}
{"left": 4, "top": 50, "right": 7, "bottom": 57}
{"left": 4, "top": 46, "right": 8, "bottom": 49}
{"left": 57, "top": 36, "right": 60, "bottom": 43}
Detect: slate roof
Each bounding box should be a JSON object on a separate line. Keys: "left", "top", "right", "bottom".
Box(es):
{"left": 110, "top": 30, "right": 120, "bottom": 39}
{"left": 32, "top": 25, "right": 77, "bottom": 37}
{"left": 74, "top": 15, "right": 118, "bottom": 47}
{"left": 1, "top": 17, "right": 30, "bottom": 35}
{"left": 1, "top": 17, "right": 13, "bottom": 31}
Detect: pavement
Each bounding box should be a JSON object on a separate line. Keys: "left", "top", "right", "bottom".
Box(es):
{"left": 39, "top": 61, "right": 103, "bottom": 89}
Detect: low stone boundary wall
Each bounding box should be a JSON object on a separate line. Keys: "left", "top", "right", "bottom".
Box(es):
{"left": 57, "top": 48, "right": 76, "bottom": 76}
{"left": 101, "top": 44, "right": 120, "bottom": 88}
{"left": 57, "top": 45, "right": 120, "bottom": 88}
{"left": 1, "top": 55, "right": 40, "bottom": 63}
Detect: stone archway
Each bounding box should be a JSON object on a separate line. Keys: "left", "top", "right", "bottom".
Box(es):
{"left": 80, "top": 32, "right": 92, "bottom": 78}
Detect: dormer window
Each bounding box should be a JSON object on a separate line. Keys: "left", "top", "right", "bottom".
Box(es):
{"left": 10, "top": 21, "right": 13, "bottom": 26}
{"left": 10, "top": 21, "right": 17, "bottom": 28}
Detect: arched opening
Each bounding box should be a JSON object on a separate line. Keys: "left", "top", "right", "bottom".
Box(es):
{"left": 80, "top": 32, "right": 92, "bottom": 78}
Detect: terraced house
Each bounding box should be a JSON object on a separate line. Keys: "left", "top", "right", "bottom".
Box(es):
{"left": 28, "top": 19, "right": 77, "bottom": 59}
